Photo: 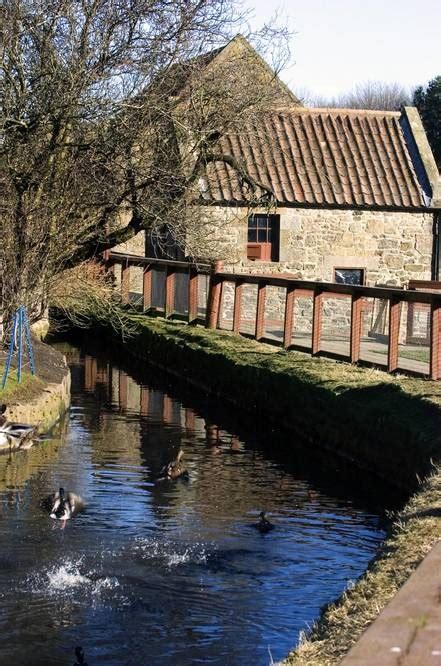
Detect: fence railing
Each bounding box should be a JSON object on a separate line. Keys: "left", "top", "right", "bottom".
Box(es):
{"left": 107, "top": 251, "right": 212, "bottom": 323}
{"left": 107, "top": 252, "right": 441, "bottom": 380}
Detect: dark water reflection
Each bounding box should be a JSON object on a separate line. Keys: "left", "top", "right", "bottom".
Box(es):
{"left": 0, "top": 344, "right": 400, "bottom": 665}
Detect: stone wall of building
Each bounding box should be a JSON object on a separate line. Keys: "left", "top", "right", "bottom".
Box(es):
{"left": 202, "top": 205, "right": 434, "bottom": 286}
{"left": 201, "top": 205, "right": 435, "bottom": 338}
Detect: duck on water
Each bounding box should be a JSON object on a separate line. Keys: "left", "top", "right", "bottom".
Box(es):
{"left": 0, "top": 404, "right": 39, "bottom": 450}
{"left": 253, "top": 511, "right": 274, "bottom": 533}
{"left": 157, "top": 450, "right": 189, "bottom": 482}
{"left": 42, "top": 488, "right": 84, "bottom": 520}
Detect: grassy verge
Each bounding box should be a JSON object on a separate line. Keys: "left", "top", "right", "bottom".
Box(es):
{"left": 285, "top": 468, "right": 441, "bottom": 665}
{"left": 111, "top": 316, "right": 441, "bottom": 664}
{"left": 123, "top": 316, "right": 441, "bottom": 490}
{"left": 0, "top": 364, "right": 45, "bottom": 403}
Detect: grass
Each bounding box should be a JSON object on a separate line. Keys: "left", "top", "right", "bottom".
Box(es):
{"left": 372, "top": 346, "right": 430, "bottom": 363}
{"left": 0, "top": 363, "right": 44, "bottom": 402}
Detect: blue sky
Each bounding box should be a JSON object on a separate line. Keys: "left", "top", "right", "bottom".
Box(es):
{"left": 243, "top": 0, "right": 441, "bottom": 98}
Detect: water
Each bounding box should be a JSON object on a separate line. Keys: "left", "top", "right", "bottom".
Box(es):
{"left": 0, "top": 344, "right": 399, "bottom": 665}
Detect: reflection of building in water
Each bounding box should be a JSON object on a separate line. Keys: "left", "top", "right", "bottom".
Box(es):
{"left": 82, "top": 357, "right": 312, "bottom": 526}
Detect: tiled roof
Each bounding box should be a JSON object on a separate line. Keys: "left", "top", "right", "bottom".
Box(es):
{"left": 204, "top": 108, "right": 427, "bottom": 208}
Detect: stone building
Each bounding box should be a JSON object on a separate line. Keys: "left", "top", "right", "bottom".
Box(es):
{"left": 200, "top": 106, "right": 441, "bottom": 287}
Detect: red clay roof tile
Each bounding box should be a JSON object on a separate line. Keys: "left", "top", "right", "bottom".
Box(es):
{"left": 205, "top": 108, "right": 427, "bottom": 208}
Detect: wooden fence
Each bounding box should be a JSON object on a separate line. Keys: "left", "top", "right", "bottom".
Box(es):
{"left": 108, "top": 252, "right": 441, "bottom": 380}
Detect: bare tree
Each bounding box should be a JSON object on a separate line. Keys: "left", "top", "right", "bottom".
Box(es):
{"left": 1, "top": 0, "right": 292, "bottom": 327}
{"left": 299, "top": 80, "right": 412, "bottom": 111}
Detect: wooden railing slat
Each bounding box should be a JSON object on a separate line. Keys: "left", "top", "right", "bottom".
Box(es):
{"left": 350, "top": 294, "right": 363, "bottom": 363}
{"left": 430, "top": 303, "right": 441, "bottom": 380}
{"left": 283, "top": 286, "right": 295, "bottom": 349}
{"left": 387, "top": 297, "right": 402, "bottom": 372}
{"left": 312, "top": 289, "right": 323, "bottom": 355}
{"left": 255, "top": 283, "right": 266, "bottom": 341}
{"left": 233, "top": 281, "right": 243, "bottom": 334}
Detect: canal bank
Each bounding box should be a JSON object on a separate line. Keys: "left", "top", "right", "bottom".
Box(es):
{"left": 0, "top": 339, "right": 71, "bottom": 444}
{"left": 105, "top": 314, "right": 441, "bottom": 664}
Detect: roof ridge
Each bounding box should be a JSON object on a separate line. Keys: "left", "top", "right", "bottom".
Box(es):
{"left": 267, "top": 107, "right": 401, "bottom": 117}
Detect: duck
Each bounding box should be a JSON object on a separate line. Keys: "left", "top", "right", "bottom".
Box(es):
{"left": 74, "top": 646, "right": 88, "bottom": 665}
{"left": 43, "top": 487, "right": 84, "bottom": 520}
{"left": 158, "top": 450, "right": 189, "bottom": 481}
{"left": 253, "top": 511, "right": 274, "bottom": 533}
{"left": 0, "top": 404, "right": 39, "bottom": 450}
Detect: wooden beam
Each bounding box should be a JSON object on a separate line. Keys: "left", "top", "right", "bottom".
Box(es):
{"left": 430, "top": 302, "right": 441, "bottom": 380}
{"left": 255, "top": 282, "right": 266, "bottom": 341}
{"left": 387, "top": 297, "right": 402, "bottom": 372}
{"left": 312, "top": 289, "right": 323, "bottom": 355}
{"left": 143, "top": 266, "right": 152, "bottom": 311}
{"left": 233, "top": 281, "right": 243, "bottom": 333}
{"left": 283, "top": 286, "right": 296, "bottom": 349}
{"left": 188, "top": 267, "right": 198, "bottom": 323}
{"left": 164, "top": 268, "right": 175, "bottom": 318}
{"left": 350, "top": 294, "right": 364, "bottom": 363}
{"left": 121, "top": 263, "right": 130, "bottom": 304}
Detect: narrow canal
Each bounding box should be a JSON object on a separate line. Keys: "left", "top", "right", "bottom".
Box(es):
{"left": 0, "top": 343, "right": 401, "bottom": 665}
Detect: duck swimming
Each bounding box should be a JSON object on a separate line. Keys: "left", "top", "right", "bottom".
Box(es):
{"left": 253, "top": 511, "right": 274, "bottom": 533}
{"left": 43, "top": 488, "right": 84, "bottom": 520}
{"left": 0, "top": 404, "right": 39, "bottom": 450}
{"left": 158, "top": 450, "right": 189, "bottom": 481}
{"left": 74, "top": 646, "right": 88, "bottom": 665}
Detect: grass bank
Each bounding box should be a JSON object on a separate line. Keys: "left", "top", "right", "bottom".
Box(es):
{"left": 0, "top": 364, "right": 44, "bottom": 402}
{"left": 110, "top": 315, "right": 441, "bottom": 663}
{"left": 123, "top": 315, "right": 441, "bottom": 491}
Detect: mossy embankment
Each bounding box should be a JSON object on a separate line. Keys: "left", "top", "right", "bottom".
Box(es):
{"left": 122, "top": 315, "right": 441, "bottom": 492}
{"left": 0, "top": 339, "right": 71, "bottom": 432}
{"left": 109, "top": 315, "right": 441, "bottom": 664}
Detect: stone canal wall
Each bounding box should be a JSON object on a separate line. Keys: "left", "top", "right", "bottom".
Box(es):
{"left": 1, "top": 341, "right": 71, "bottom": 451}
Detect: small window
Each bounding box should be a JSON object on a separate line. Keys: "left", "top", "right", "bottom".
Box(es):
{"left": 247, "top": 214, "right": 280, "bottom": 261}
{"left": 334, "top": 268, "right": 365, "bottom": 285}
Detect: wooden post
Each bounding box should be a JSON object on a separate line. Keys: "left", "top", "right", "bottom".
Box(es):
{"left": 311, "top": 289, "right": 323, "bottom": 355}
{"left": 283, "top": 286, "right": 295, "bottom": 349}
{"left": 188, "top": 266, "right": 198, "bottom": 323}
{"left": 143, "top": 266, "right": 152, "bottom": 311}
{"left": 233, "top": 280, "right": 243, "bottom": 334}
{"left": 430, "top": 300, "right": 441, "bottom": 380}
{"left": 255, "top": 282, "right": 266, "bottom": 341}
{"left": 165, "top": 268, "right": 175, "bottom": 318}
{"left": 121, "top": 262, "right": 130, "bottom": 304}
{"left": 350, "top": 294, "right": 364, "bottom": 363}
{"left": 387, "top": 297, "right": 402, "bottom": 372}
{"left": 206, "top": 261, "right": 224, "bottom": 329}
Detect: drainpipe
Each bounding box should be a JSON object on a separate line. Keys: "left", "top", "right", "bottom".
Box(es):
{"left": 433, "top": 212, "right": 441, "bottom": 280}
